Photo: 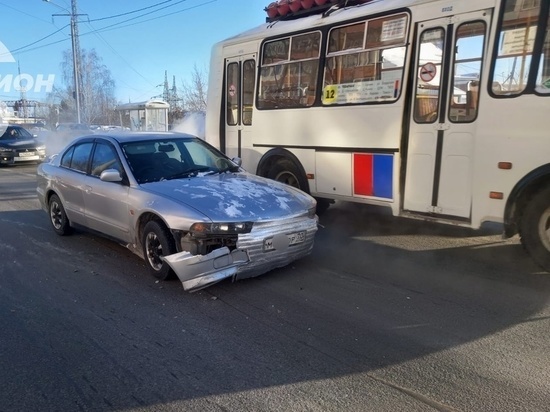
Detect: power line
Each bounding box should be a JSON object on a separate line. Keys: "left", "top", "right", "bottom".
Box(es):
{"left": 89, "top": 0, "right": 217, "bottom": 34}
{"left": 7, "top": 0, "right": 216, "bottom": 57}
{"left": 81, "top": 21, "right": 158, "bottom": 88}
{"left": 87, "top": 0, "right": 190, "bottom": 32}
{"left": 89, "top": 0, "right": 175, "bottom": 22}
{"left": 3, "top": 0, "right": 176, "bottom": 57}
{"left": 76, "top": 1, "right": 185, "bottom": 88}
{"left": 2, "top": 25, "right": 69, "bottom": 57}
{"left": 0, "top": 2, "right": 53, "bottom": 24}
{"left": 6, "top": 38, "right": 69, "bottom": 58}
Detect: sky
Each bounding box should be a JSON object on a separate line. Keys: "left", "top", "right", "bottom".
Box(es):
{"left": 0, "top": 0, "right": 267, "bottom": 104}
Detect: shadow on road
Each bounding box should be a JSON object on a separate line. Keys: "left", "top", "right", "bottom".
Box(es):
{"left": 1, "top": 205, "right": 549, "bottom": 411}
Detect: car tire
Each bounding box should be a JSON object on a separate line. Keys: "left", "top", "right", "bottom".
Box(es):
{"left": 48, "top": 194, "right": 72, "bottom": 236}
{"left": 519, "top": 186, "right": 550, "bottom": 272}
{"left": 142, "top": 221, "right": 177, "bottom": 280}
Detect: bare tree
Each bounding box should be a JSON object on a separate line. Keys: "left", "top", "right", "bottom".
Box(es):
{"left": 181, "top": 64, "right": 208, "bottom": 112}
{"left": 56, "top": 48, "right": 117, "bottom": 125}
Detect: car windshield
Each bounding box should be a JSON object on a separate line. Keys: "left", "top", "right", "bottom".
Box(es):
{"left": 122, "top": 137, "right": 239, "bottom": 184}
{"left": 0, "top": 126, "right": 33, "bottom": 140}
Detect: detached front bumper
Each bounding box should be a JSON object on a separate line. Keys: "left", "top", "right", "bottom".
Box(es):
{"left": 163, "top": 248, "right": 250, "bottom": 292}
{"left": 163, "top": 214, "right": 318, "bottom": 292}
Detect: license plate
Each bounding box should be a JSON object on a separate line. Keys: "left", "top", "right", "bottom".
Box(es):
{"left": 15, "top": 154, "right": 39, "bottom": 161}
{"left": 263, "top": 231, "right": 306, "bottom": 251}
{"left": 18, "top": 152, "right": 36, "bottom": 157}
{"left": 288, "top": 231, "right": 306, "bottom": 245}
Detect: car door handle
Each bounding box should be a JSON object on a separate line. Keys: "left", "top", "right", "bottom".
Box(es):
{"left": 85, "top": 185, "right": 93, "bottom": 193}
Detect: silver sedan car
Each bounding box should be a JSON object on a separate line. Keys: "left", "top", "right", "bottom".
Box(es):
{"left": 37, "top": 132, "right": 318, "bottom": 291}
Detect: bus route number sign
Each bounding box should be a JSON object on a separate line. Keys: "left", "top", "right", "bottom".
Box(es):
{"left": 323, "top": 85, "right": 338, "bottom": 104}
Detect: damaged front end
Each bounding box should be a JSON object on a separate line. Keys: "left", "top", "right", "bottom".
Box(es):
{"left": 163, "top": 214, "right": 318, "bottom": 292}
{"left": 162, "top": 248, "right": 250, "bottom": 292}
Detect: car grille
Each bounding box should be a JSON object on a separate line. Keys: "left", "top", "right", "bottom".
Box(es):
{"left": 235, "top": 213, "right": 318, "bottom": 279}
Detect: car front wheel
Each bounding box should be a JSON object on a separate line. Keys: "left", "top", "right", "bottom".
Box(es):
{"left": 142, "top": 221, "right": 177, "bottom": 280}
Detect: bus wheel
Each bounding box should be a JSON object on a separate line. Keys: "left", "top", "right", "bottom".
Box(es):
{"left": 268, "top": 159, "right": 307, "bottom": 191}
{"left": 519, "top": 186, "right": 550, "bottom": 272}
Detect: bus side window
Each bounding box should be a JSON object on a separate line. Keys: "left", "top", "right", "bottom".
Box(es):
{"left": 449, "top": 21, "right": 486, "bottom": 123}
{"left": 414, "top": 28, "right": 444, "bottom": 124}
{"left": 226, "top": 62, "right": 239, "bottom": 126}
{"left": 242, "top": 59, "right": 255, "bottom": 125}
{"left": 323, "top": 14, "right": 408, "bottom": 106}
{"left": 258, "top": 32, "right": 320, "bottom": 109}
{"left": 491, "top": 0, "right": 540, "bottom": 95}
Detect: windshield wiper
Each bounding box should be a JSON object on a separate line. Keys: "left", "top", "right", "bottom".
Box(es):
{"left": 167, "top": 166, "right": 212, "bottom": 180}
{"left": 204, "top": 165, "right": 240, "bottom": 176}
{"left": 166, "top": 170, "right": 199, "bottom": 179}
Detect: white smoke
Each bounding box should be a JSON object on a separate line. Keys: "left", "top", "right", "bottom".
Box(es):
{"left": 42, "top": 131, "right": 82, "bottom": 156}
{"left": 172, "top": 111, "right": 206, "bottom": 139}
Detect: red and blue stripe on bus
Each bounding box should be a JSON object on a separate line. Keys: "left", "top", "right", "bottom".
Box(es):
{"left": 353, "top": 153, "right": 393, "bottom": 199}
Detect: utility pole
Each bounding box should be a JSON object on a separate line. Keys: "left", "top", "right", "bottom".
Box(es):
{"left": 46, "top": 0, "right": 86, "bottom": 123}
{"left": 17, "top": 61, "right": 28, "bottom": 120}
{"left": 70, "top": 0, "right": 82, "bottom": 123}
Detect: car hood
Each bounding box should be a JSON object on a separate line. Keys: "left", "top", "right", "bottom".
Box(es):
{"left": 140, "top": 172, "right": 315, "bottom": 221}
{"left": 0, "top": 138, "right": 41, "bottom": 149}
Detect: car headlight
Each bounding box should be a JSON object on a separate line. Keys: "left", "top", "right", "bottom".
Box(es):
{"left": 308, "top": 206, "right": 316, "bottom": 219}
{"left": 0, "top": 147, "right": 14, "bottom": 153}
{"left": 36, "top": 145, "right": 46, "bottom": 151}
{"left": 189, "top": 222, "right": 253, "bottom": 236}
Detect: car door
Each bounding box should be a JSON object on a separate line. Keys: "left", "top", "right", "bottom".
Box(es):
{"left": 82, "top": 141, "right": 132, "bottom": 242}
{"left": 56, "top": 141, "right": 94, "bottom": 226}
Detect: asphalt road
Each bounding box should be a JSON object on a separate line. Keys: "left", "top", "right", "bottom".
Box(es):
{"left": 1, "top": 164, "right": 549, "bottom": 412}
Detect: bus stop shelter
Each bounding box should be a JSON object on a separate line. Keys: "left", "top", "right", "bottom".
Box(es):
{"left": 116, "top": 99, "right": 169, "bottom": 132}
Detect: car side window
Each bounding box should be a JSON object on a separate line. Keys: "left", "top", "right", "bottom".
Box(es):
{"left": 90, "top": 142, "right": 122, "bottom": 177}
{"left": 60, "top": 146, "right": 75, "bottom": 168}
{"left": 70, "top": 142, "right": 94, "bottom": 173}
{"left": 0, "top": 126, "right": 32, "bottom": 140}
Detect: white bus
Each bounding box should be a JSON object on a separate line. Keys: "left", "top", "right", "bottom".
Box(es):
{"left": 205, "top": 0, "right": 550, "bottom": 271}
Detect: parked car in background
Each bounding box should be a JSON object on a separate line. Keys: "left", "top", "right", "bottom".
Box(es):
{"left": 36, "top": 132, "right": 318, "bottom": 291}
{"left": 0, "top": 125, "right": 47, "bottom": 165}
{"left": 56, "top": 123, "right": 93, "bottom": 138}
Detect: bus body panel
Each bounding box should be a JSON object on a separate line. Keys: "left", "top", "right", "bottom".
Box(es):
{"left": 471, "top": 95, "right": 550, "bottom": 227}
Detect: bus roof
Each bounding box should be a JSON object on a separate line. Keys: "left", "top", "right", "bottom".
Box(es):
{"left": 213, "top": 0, "right": 438, "bottom": 48}
{"left": 116, "top": 99, "right": 170, "bottom": 111}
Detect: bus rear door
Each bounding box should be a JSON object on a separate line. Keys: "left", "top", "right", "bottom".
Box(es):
{"left": 404, "top": 10, "right": 490, "bottom": 219}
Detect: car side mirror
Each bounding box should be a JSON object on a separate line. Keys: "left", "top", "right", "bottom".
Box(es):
{"left": 231, "top": 157, "right": 242, "bottom": 167}
{"left": 100, "top": 169, "right": 123, "bottom": 182}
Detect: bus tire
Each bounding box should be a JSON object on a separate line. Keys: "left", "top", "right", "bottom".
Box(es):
{"left": 268, "top": 158, "right": 308, "bottom": 192}
{"left": 519, "top": 186, "right": 550, "bottom": 273}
